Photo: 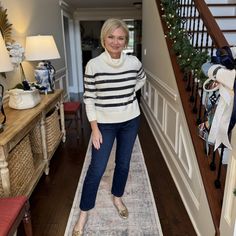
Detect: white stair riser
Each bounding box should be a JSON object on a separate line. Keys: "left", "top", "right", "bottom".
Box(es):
{"left": 224, "top": 32, "right": 236, "bottom": 45}
{"left": 205, "top": 0, "right": 231, "bottom": 3}
{"left": 216, "top": 18, "right": 236, "bottom": 30}
{"left": 182, "top": 6, "right": 235, "bottom": 17}
{"left": 184, "top": 32, "right": 236, "bottom": 47}
{"left": 184, "top": 18, "right": 236, "bottom": 31}
{"left": 209, "top": 6, "right": 236, "bottom": 16}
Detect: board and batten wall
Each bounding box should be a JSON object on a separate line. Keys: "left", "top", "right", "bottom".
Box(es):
{"left": 141, "top": 0, "right": 215, "bottom": 235}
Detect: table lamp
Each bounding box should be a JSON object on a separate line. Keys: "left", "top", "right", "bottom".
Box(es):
{"left": 25, "top": 35, "right": 60, "bottom": 94}
{"left": 0, "top": 32, "right": 13, "bottom": 133}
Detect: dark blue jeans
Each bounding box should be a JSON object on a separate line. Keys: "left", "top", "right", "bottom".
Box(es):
{"left": 79, "top": 115, "right": 140, "bottom": 211}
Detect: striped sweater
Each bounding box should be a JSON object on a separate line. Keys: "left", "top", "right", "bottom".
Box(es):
{"left": 83, "top": 50, "right": 146, "bottom": 123}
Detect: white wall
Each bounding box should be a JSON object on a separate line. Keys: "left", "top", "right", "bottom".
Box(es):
{"left": 141, "top": 0, "right": 215, "bottom": 235}
{"left": 0, "top": 0, "right": 66, "bottom": 91}
{"left": 141, "top": 4, "right": 176, "bottom": 90}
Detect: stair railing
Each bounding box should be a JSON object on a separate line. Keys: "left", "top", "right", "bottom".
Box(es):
{"left": 156, "top": 0, "right": 231, "bottom": 233}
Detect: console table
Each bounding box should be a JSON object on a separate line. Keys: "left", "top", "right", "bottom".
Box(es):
{"left": 0, "top": 89, "right": 66, "bottom": 197}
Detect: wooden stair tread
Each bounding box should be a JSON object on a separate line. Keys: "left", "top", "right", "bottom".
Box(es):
{"left": 187, "top": 29, "right": 236, "bottom": 33}
{"left": 183, "top": 15, "right": 236, "bottom": 19}
{"left": 181, "top": 3, "right": 236, "bottom": 7}
{"left": 207, "top": 3, "right": 236, "bottom": 7}
{"left": 214, "top": 15, "right": 236, "bottom": 19}
{"left": 222, "top": 29, "right": 236, "bottom": 33}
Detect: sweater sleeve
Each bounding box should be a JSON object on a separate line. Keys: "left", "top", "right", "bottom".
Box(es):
{"left": 135, "top": 58, "right": 146, "bottom": 91}
{"left": 83, "top": 61, "right": 97, "bottom": 122}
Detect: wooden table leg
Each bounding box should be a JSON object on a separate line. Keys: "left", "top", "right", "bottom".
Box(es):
{"left": 0, "top": 146, "right": 10, "bottom": 196}
{"left": 40, "top": 114, "right": 49, "bottom": 175}
{"left": 60, "top": 101, "right": 66, "bottom": 143}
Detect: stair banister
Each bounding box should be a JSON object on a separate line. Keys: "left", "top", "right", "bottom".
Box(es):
{"left": 156, "top": 0, "right": 233, "bottom": 235}
{"left": 193, "top": 0, "right": 228, "bottom": 48}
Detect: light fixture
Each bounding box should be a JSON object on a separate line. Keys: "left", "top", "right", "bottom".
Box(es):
{"left": 0, "top": 32, "right": 13, "bottom": 133}
{"left": 133, "top": 2, "right": 142, "bottom": 9}
{"left": 25, "top": 35, "right": 60, "bottom": 94}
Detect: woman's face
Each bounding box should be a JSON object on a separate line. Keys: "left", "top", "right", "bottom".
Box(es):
{"left": 104, "top": 27, "right": 127, "bottom": 59}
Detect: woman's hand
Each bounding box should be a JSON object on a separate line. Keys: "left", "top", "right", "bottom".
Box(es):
{"left": 90, "top": 121, "right": 103, "bottom": 150}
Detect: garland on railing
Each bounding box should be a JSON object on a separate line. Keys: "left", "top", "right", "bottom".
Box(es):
{"left": 160, "top": 0, "right": 209, "bottom": 82}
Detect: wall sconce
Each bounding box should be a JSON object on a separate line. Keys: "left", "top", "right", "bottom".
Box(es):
{"left": 0, "top": 32, "right": 13, "bottom": 133}
{"left": 25, "top": 35, "right": 60, "bottom": 94}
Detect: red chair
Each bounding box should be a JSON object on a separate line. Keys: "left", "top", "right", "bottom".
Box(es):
{"left": 63, "top": 101, "right": 82, "bottom": 138}
{"left": 0, "top": 195, "right": 32, "bottom": 236}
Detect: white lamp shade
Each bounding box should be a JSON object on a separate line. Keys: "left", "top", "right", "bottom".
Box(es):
{"left": 25, "top": 35, "right": 60, "bottom": 61}
{"left": 0, "top": 33, "right": 13, "bottom": 72}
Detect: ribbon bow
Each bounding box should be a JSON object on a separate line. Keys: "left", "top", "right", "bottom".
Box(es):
{"left": 206, "top": 66, "right": 236, "bottom": 150}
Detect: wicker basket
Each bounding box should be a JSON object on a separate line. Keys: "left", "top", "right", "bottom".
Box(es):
{"left": 46, "top": 109, "right": 61, "bottom": 152}
{"left": 0, "top": 135, "right": 35, "bottom": 197}
{"left": 0, "top": 181, "right": 3, "bottom": 197}
{"left": 29, "top": 108, "right": 61, "bottom": 154}
{"left": 29, "top": 122, "right": 42, "bottom": 154}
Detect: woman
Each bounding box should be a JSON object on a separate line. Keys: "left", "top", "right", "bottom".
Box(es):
{"left": 73, "top": 18, "right": 146, "bottom": 236}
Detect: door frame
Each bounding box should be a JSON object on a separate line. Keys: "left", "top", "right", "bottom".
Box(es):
{"left": 60, "top": 1, "right": 84, "bottom": 94}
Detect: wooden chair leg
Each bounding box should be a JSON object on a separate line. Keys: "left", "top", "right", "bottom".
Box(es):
{"left": 79, "top": 106, "right": 83, "bottom": 130}
{"left": 75, "top": 113, "right": 79, "bottom": 139}
{"left": 80, "top": 107, "right": 83, "bottom": 125}
{"left": 23, "top": 202, "right": 33, "bottom": 236}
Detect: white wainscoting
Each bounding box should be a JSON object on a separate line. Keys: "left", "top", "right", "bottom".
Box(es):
{"left": 141, "top": 70, "right": 215, "bottom": 236}
{"left": 179, "top": 125, "right": 193, "bottom": 179}
{"left": 220, "top": 131, "right": 236, "bottom": 236}
{"left": 164, "top": 101, "right": 179, "bottom": 153}
{"left": 55, "top": 67, "right": 69, "bottom": 101}
{"left": 156, "top": 92, "right": 164, "bottom": 130}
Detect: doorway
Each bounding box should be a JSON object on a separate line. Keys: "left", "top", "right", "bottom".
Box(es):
{"left": 80, "top": 21, "right": 104, "bottom": 73}
{"left": 61, "top": 11, "right": 83, "bottom": 96}
{"left": 79, "top": 19, "right": 142, "bottom": 71}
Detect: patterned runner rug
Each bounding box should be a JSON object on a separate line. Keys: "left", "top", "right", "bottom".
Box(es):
{"left": 65, "top": 137, "right": 163, "bottom": 236}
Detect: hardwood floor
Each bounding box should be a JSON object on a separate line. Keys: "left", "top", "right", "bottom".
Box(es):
{"left": 18, "top": 105, "right": 196, "bottom": 236}
{"left": 139, "top": 113, "right": 196, "bottom": 236}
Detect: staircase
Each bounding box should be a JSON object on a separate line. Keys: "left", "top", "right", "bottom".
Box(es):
{"left": 152, "top": 0, "right": 236, "bottom": 235}
{"left": 206, "top": 0, "right": 236, "bottom": 46}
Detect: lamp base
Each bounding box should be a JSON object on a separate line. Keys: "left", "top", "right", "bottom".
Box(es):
{"left": 34, "top": 61, "right": 55, "bottom": 94}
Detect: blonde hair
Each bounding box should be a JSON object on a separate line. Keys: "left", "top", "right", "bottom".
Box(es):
{"left": 100, "top": 18, "right": 129, "bottom": 49}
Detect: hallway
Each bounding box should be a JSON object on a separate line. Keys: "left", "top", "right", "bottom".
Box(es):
{"left": 18, "top": 106, "right": 196, "bottom": 236}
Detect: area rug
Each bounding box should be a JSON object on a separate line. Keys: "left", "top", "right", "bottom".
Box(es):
{"left": 64, "top": 137, "right": 163, "bottom": 236}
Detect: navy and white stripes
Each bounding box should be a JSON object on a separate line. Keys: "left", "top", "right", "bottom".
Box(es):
{"left": 83, "top": 51, "right": 146, "bottom": 123}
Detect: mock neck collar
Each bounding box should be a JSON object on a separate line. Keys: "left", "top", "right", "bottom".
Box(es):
{"left": 101, "top": 49, "right": 126, "bottom": 67}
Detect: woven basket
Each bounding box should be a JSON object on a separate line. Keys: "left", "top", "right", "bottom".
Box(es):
{"left": 46, "top": 109, "right": 61, "bottom": 152}
{"left": 29, "top": 109, "right": 61, "bottom": 154}
{"left": 0, "top": 135, "right": 35, "bottom": 197}
{"left": 0, "top": 181, "right": 3, "bottom": 197}
{"left": 29, "top": 122, "right": 42, "bottom": 154}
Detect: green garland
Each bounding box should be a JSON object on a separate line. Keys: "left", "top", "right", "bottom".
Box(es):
{"left": 161, "top": 0, "right": 236, "bottom": 198}
{"left": 160, "top": 0, "right": 209, "bottom": 82}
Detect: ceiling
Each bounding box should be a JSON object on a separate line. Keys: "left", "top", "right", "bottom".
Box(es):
{"left": 64, "top": 0, "right": 142, "bottom": 9}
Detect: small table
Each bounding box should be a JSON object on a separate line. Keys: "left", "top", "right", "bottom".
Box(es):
{"left": 0, "top": 89, "right": 66, "bottom": 197}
